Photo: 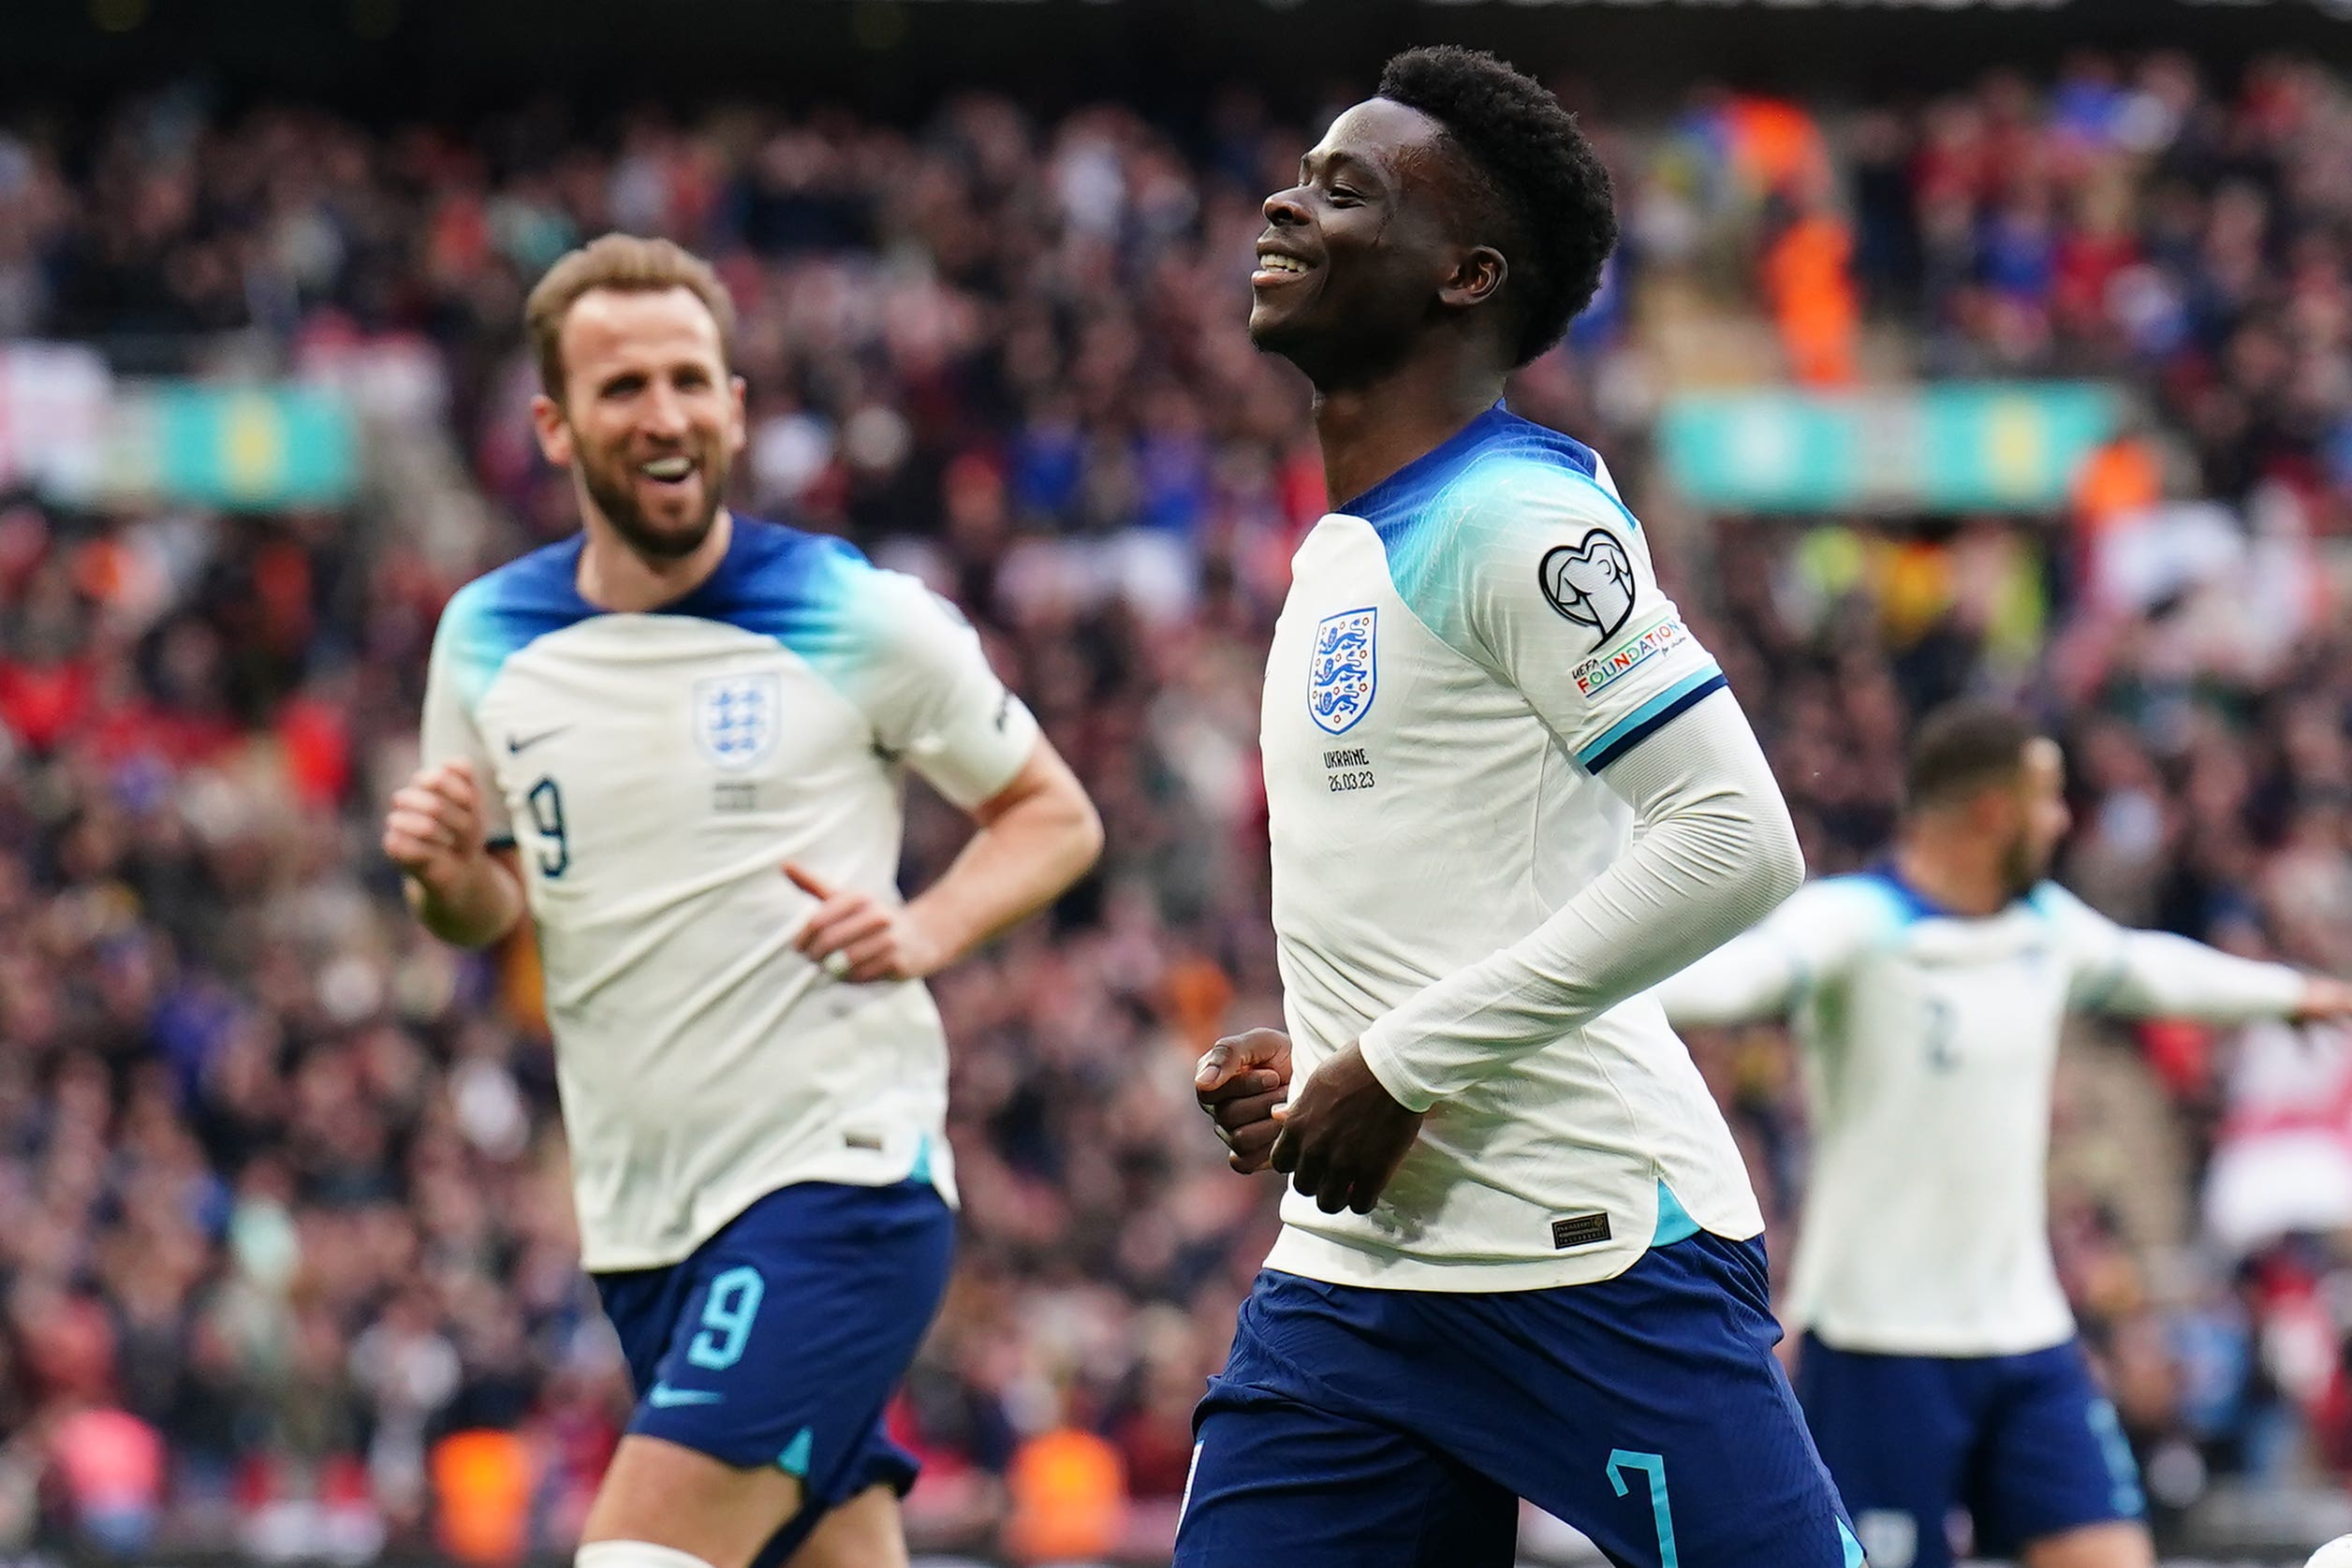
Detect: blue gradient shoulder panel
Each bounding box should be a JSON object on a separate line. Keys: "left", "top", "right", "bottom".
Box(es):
{"left": 437, "top": 518, "right": 879, "bottom": 711}
{"left": 661, "top": 517, "right": 876, "bottom": 676}
{"left": 1824, "top": 870, "right": 1938, "bottom": 934}
{"left": 1845, "top": 864, "right": 2048, "bottom": 930}
{"left": 1336, "top": 403, "right": 1637, "bottom": 656}
{"left": 436, "top": 537, "right": 597, "bottom": 711}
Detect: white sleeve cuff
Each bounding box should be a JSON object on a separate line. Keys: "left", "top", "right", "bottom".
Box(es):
{"left": 1357, "top": 1024, "right": 1440, "bottom": 1115}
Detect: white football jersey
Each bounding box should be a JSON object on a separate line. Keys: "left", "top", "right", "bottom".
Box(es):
{"left": 1260, "top": 404, "right": 1767, "bottom": 1292}
{"left": 1656, "top": 872, "right": 2304, "bottom": 1355}
{"left": 419, "top": 517, "right": 1037, "bottom": 1271}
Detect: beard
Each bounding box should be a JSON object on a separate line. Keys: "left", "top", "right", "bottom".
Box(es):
{"left": 1998, "top": 833, "right": 2051, "bottom": 902}
{"left": 576, "top": 438, "right": 728, "bottom": 562}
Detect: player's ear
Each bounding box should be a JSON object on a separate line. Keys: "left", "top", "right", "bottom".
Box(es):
{"left": 728, "top": 374, "right": 750, "bottom": 457}
{"left": 1438, "top": 246, "right": 1507, "bottom": 312}
{"left": 531, "top": 392, "right": 575, "bottom": 468}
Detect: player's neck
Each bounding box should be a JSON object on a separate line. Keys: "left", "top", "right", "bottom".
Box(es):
{"left": 577, "top": 508, "right": 735, "bottom": 612}
{"left": 1310, "top": 354, "right": 1506, "bottom": 508}
{"left": 1891, "top": 837, "right": 2010, "bottom": 918}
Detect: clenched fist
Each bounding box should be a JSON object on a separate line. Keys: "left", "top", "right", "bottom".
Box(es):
{"left": 383, "top": 760, "right": 492, "bottom": 897}
{"left": 1195, "top": 1028, "right": 1292, "bottom": 1174}
{"left": 384, "top": 761, "right": 521, "bottom": 947}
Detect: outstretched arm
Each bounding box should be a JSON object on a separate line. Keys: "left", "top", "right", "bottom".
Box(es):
{"left": 2054, "top": 887, "right": 2352, "bottom": 1022}
{"left": 1652, "top": 875, "right": 1889, "bottom": 1028}
{"left": 1652, "top": 927, "right": 1807, "bottom": 1030}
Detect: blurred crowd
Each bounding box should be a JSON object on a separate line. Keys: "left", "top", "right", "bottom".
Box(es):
{"left": 4, "top": 46, "right": 2352, "bottom": 1564}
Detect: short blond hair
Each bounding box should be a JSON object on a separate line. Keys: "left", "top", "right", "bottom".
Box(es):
{"left": 524, "top": 234, "right": 739, "bottom": 402}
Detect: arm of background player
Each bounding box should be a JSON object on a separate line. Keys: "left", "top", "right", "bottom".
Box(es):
{"left": 395, "top": 593, "right": 527, "bottom": 949}
{"left": 1652, "top": 880, "right": 1876, "bottom": 1028}
{"left": 2049, "top": 885, "right": 2339, "bottom": 1022}
{"left": 794, "top": 564, "right": 1102, "bottom": 979}
{"left": 1652, "top": 917, "right": 1807, "bottom": 1029}
{"left": 899, "top": 735, "right": 1102, "bottom": 967}
{"left": 1359, "top": 691, "right": 1802, "bottom": 1112}
{"left": 403, "top": 839, "right": 527, "bottom": 948}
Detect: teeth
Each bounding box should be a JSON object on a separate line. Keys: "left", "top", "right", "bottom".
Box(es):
{"left": 1257, "top": 254, "right": 1309, "bottom": 274}
{"left": 641, "top": 456, "right": 693, "bottom": 479}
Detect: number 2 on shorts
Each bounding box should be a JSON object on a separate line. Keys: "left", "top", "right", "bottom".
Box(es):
{"left": 687, "top": 1266, "right": 766, "bottom": 1370}
{"left": 1606, "top": 1449, "right": 1680, "bottom": 1568}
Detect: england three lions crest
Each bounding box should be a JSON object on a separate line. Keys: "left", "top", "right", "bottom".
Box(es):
{"left": 1308, "top": 608, "right": 1377, "bottom": 735}
{"left": 694, "top": 671, "right": 781, "bottom": 769}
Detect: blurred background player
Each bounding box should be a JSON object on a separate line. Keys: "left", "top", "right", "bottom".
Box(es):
{"left": 380, "top": 236, "right": 1101, "bottom": 1568}
{"left": 1654, "top": 701, "right": 2352, "bottom": 1568}
{"left": 1179, "top": 48, "right": 1860, "bottom": 1568}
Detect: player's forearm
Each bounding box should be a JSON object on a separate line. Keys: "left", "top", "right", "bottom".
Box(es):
{"left": 404, "top": 857, "right": 525, "bottom": 949}
{"left": 1360, "top": 695, "right": 1802, "bottom": 1112}
{"left": 907, "top": 747, "right": 1102, "bottom": 965}
{"left": 1652, "top": 932, "right": 1801, "bottom": 1029}
{"left": 2096, "top": 930, "right": 2306, "bottom": 1021}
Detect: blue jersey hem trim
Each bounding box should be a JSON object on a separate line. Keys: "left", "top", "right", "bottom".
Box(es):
{"left": 1579, "top": 670, "right": 1727, "bottom": 771}
{"left": 1651, "top": 1179, "right": 1700, "bottom": 1249}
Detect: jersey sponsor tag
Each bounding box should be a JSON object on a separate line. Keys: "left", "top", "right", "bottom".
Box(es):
{"left": 1550, "top": 1211, "right": 1612, "bottom": 1251}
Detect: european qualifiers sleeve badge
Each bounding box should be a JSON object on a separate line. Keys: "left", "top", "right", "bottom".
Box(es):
{"left": 1308, "top": 607, "right": 1378, "bottom": 735}
{"left": 694, "top": 671, "right": 783, "bottom": 770}
{"left": 1538, "top": 529, "right": 1636, "bottom": 649}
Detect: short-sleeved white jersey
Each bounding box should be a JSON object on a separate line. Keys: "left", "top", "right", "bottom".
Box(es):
{"left": 419, "top": 517, "right": 1037, "bottom": 1271}
{"left": 1656, "top": 872, "right": 2304, "bottom": 1355}
{"left": 1259, "top": 404, "right": 1767, "bottom": 1292}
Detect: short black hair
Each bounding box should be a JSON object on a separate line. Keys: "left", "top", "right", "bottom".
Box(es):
{"left": 1375, "top": 45, "right": 1617, "bottom": 367}
{"left": 1904, "top": 700, "right": 2041, "bottom": 813}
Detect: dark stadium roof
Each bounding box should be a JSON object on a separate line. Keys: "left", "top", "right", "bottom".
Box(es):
{"left": 7, "top": 0, "right": 2349, "bottom": 119}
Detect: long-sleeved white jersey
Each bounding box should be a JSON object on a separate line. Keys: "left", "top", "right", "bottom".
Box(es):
{"left": 1655, "top": 872, "right": 2304, "bottom": 1355}
{"left": 420, "top": 517, "right": 1038, "bottom": 1271}
{"left": 1260, "top": 404, "right": 1801, "bottom": 1293}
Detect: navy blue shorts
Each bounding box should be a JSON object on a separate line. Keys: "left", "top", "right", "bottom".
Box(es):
{"left": 1175, "top": 1233, "right": 1863, "bottom": 1568}
{"left": 1797, "top": 1334, "right": 2144, "bottom": 1568}
{"left": 593, "top": 1180, "right": 953, "bottom": 1559}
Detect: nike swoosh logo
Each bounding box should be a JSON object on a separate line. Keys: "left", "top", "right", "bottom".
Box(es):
{"left": 507, "top": 726, "right": 570, "bottom": 755}
{"left": 647, "top": 1385, "right": 723, "bottom": 1409}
